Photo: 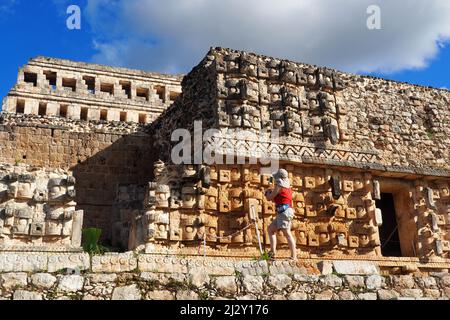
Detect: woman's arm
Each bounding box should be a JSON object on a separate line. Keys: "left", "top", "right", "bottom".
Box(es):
{"left": 265, "top": 185, "right": 281, "bottom": 201}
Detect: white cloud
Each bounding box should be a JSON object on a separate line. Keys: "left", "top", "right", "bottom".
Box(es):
{"left": 85, "top": 0, "right": 450, "bottom": 75}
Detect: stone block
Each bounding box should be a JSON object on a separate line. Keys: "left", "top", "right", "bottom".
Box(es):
{"left": 47, "top": 253, "right": 90, "bottom": 273}
{"left": 31, "top": 273, "right": 57, "bottom": 289}
{"left": 214, "top": 276, "right": 237, "bottom": 294}
{"left": 321, "top": 274, "right": 343, "bottom": 288}
{"left": 92, "top": 252, "right": 137, "bottom": 273}
{"left": 146, "top": 290, "right": 174, "bottom": 300}
{"left": 314, "top": 289, "right": 334, "bottom": 300}
{"left": 112, "top": 284, "right": 142, "bottom": 300}
{"left": 88, "top": 273, "right": 117, "bottom": 283}
{"left": 268, "top": 274, "right": 292, "bottom": 291}
{"left": 332, "top": 260, "right": 379, "bottom": 275}
{"left": 400, "top": 289, "right": 423, "bottom": 299}
{"left": 176, "top": 290, "right": 199, "bottom": 300}
{"left": 288, "top": 292, "right": 308, "bottom": 300}
{"left": 242, "top": 275, "right": 264, "bottom": 294}
{"left": 377, "top": 289, "right": 399, "bottom": 300}
{"left": 317, "top": 261, "right": 333, "bottom": 275}
{"left": 391, "top": 275, "right": 415, "bottom": 289}
{"left": 358, "top": 292, "right": 377, "bottom": 300}
{"left": 344, "top": 275, "right": 365, "bottom": 290}
{"left": 0, "top": 253, "right": 47, "bottom": 272}
{"left": 365, "top": 275, "right": 384, "bottom": 290}
{"left": 188, "top": 267, "right": 211, "bottom": 287}
{"left": 58, "top": 275, "right": 84, "bottom": 292}
{"left": 13, "top": 290, "right": 43, "bottom": 300}
{"left": 137, "top": 255, "right": 188, "bottom": 274}
{"left": 1, "top": 272, "right": 28, "bottom": 290}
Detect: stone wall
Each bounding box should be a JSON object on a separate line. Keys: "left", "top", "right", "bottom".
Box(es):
{"left": 0, "top": 164, "right": 83, "bottom": 250}
{"left": 0, "top": 113, "right": 157, "bottom": 246}
{"left": 2, "top": 56, "right": 183, "bottom": 124}
{"left": 0, "top": 252, "right": 449, "bottom": 300}
{"left": 151, "top": 47, "right": 450, "bottom": 175}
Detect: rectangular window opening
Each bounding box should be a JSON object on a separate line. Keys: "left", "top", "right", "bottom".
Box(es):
{"left": 100, "top": 83, "right": 114, "bottom": 95}
{"left": 80, "top": 107, "right": 88, "bottom": 121}
{"left": 16, "top": 100, "right": 25, "bottom": 113}
{"left": 24, "top": 72, "right": 38, "bottom": 86}
{"left": 138, "top": 113, "right": 147, "bottom": 124}
{"left": 154, "top": 85, "right": 165, "bottom": 102}
{"left": 136, "top": 87, "right": 149, "bottom": 102}
{"left": 83, "top": 76, "right": 96, "bottom": 94}
{"left": 38, "top": 103, "right": 47, "bottom": 116}
{"left": 169, "top": 91, "right": 180, "bottom": 102}
{"left": 44, "top": 71, "right": 57, "bottom": 90}
{"left": 59, "top": 105, "right": 68, "bottom": 118}
{"left": 62, "top": 78, "right": 76, "bottom": 92}
{"left": 119, "top": 81, "right": 132, "bottom": 99}
{"left": 120, "top": 111, "right": 127, "bottom": 122}
{"left": 100, "top": 109, "right": 108, "bottom": 121}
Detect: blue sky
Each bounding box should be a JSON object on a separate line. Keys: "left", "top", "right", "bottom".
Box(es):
{"left": 1, "top": 0, "right": 449, "bottom": 107}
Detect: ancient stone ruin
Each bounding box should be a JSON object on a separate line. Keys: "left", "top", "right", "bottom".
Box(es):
{"left": 0, "top": 164, "right": 83, "bottom": 251}
{"left": 0, "top": 47, "right": 449, "bottom": 272}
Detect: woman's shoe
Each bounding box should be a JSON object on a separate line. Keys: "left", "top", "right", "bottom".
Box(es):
{"left": 267, "top": 251, "right": 276, "bottom": 261}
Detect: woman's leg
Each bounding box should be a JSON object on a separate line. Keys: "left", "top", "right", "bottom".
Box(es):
{"left": 282, "top": 228, "right": 297, "bottom": 260}
{"left": 268, "top": 222, "right": 277, "bottom": 255}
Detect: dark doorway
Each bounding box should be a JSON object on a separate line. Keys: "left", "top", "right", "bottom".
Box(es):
{"left": 376, "top": 193, "right": 402, "bottom": 257}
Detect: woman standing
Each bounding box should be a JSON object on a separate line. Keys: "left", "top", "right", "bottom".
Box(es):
{"left": 265, "top": 168, "right": 297, "bottom": 261}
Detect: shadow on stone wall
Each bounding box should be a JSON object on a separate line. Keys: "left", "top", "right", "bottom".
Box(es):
{"left": 71, "top": 132, "right": 158, "bottom": 249}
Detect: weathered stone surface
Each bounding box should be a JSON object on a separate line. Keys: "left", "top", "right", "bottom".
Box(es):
{"left": 365, "top": 275, "right": 384, "bottom": 290}
{"left": 321, "top": 274, "right": 343, "bottom": 288}
{"left": 88, "top": 273, "right": 117, "bottom": 283}
{"left": 317, "top": 261, "right": 333, "bottom": 275}
{"left": 242, "top": 275, "right": 264, "bottom": 294}
{"left": 58, "top": 275, "right": 84, "bottom": 292}
{"left": 400, "top": 289, "right": 423, "bottom": 299}
{"left": 92, "top": 253, "right": 137, "bottom": 273}
{"left": 288, "top": 292, "right": 308, "bottom": 300}
{"left": 31, "top": 273, "right": 57, "bottom": 289}
{"left": 112, "top": 285, "right": 142, "bottom": 300}
{"left": 13, "top": 290, "right": 43, "bottom": 300}
{"left": 293, "top": 274, "right": 319, "bottom": 283}
{"left": 47, "top": 253, "right": 90, "bottom": 273}
{"left": 344, "top": 275, "right": 365, "bottom": 290}
{"left": 332, "top": 261, "right": 379, "bottom": 275}
{"left": 215, "top": 276, "right": 237, "bottom": 294}
{"left": 176, "top": 290, "right": 199, "bottom": 300}
{"left": 338, "top": 291, "right": 356, "bottom": 300}
{"left": 423, "top": 289, "right": 441, "bottom": 299}
{"left": 377, "top": 289, "right": 400, "bottom": 300}
{"left": 236, "top": 294, "right": 257, "bottom": 300}
{"left": 1, "top": 273, "right": 28, "bottom": 290}
{"left": 358, "top": 292, "right": 377, "bottom": 300}
{"left": 392, "top": 275, "right": 415, "bottom": 289}
{"left": 188, "top": 268, "right": 211, "bottom": 287}
{"left": 440, "top": 276, "right": 450, "bottom": 288}
{"left": 314, "top": 289, "right": 334, "bottom": 300}
{"left": 146, "top": 290, "right": 174, "bottom": 300}
{"left": 0, "top": 253, "right": 47, "bottom": 272}
{"left": 416, "top": 276, "right": 437, "bottom": 289}
{"left": 83, "top": 294, "right": 104, "bottom": 300}
{"left": 268, "top": 274, "right": 292, "bottom": 291}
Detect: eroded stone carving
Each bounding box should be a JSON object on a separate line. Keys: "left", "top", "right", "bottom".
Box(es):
{"left": 0, "top": 165, "right": 83, "bottom": 250}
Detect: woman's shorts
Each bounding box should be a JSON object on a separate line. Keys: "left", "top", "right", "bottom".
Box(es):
{"left": 269, "top": 207, "right": 295, "bottom": 230}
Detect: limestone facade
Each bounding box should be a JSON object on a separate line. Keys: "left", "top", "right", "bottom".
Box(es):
{"left": 2, "top": 56, "right": 182, "bottom": 123}
{"left": 0, "top": 164, "right": 83, "bottom": 250}
{"left": 0, "top": 47, "right": 449, "bottom": 263}
{"left": 140, "top": 48, "right": 450, "bottom": 260}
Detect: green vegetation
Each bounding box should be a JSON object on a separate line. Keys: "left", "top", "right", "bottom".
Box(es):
{"left": 82, "top": 228, "right": 107, "bottom": 255}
